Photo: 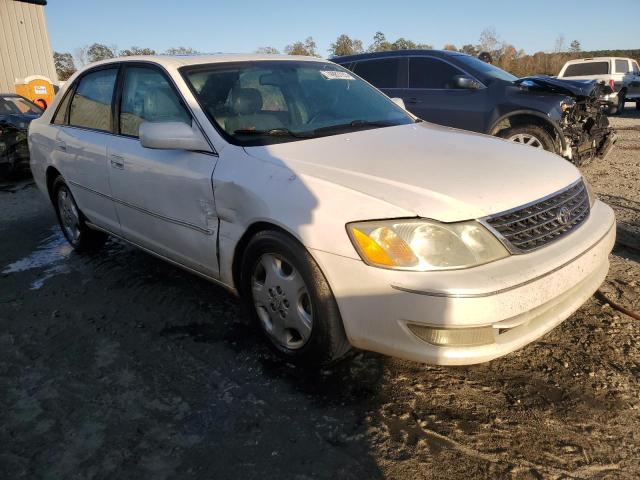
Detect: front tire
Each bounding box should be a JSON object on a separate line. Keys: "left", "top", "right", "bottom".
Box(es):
{"left": 498, "top": 125, "right": 556, "bottom": 153}
{"left": 240, "top": 230, "right": 351, "bottom": 366}
{"left": 52, "top": 176, "right": 107, "bottom": 251}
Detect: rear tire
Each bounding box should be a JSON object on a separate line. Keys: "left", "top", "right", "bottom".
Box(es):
{"left": 498, "top": 125, "right": 556, "bottom": 153}
{"left": 635, "top": 101, "right": 640, "bottom": 111}
{"left": 616, "top": 93, "right": 626, "bottom": 115}
{"left": 240, "top": 230, "right": 351, "bottom": 366}
{"left": 52, "top": 176, "right": 108, "bottom": 252}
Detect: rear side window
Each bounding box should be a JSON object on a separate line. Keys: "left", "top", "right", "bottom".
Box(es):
{"left": 52, "top": 90, "right": 73, "bottom": 125}
{"left": 633, "top": 61, "right": 640, "bottom": 73}
{"left": 353, "top": 58, "right": 404, "bottom": 88}
{"left": 563, "top": 62, "right": 609, "bottom": 76}
{"left": 409, "top": 57, "right": 466, "bottom": 89}
{"left": 119, "top": 66, "right": 191, "bottom": 137}
{"left": 69, "top": 68, "right": 117, "bottom": 131}
{"left": 615, "top": 59, "right": 630, "bottom": 73}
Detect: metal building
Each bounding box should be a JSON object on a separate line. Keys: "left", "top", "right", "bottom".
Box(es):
{"left": 0, "top": 0, "right": 57, "bottom": 102}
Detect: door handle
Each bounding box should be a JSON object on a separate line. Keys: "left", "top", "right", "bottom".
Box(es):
{"left": 405, "top": 98, "right": 422, "bottom": 104}
{"left": 56, "top": 141, "right": 67, "bottom": 151}
{"left": 110, "top": 154, "right": 125, "bottom": 170}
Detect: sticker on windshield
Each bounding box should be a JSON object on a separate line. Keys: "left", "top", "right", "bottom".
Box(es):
{"left": 320, "top": 70, "right": 354, "bottom": 80}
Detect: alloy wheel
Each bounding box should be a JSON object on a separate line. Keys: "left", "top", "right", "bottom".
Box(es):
{"left": 57, "top": 187, "right": 80, "bottom": 243}
{"left": 507, "top": 133, "right": 544, "bottom": 149}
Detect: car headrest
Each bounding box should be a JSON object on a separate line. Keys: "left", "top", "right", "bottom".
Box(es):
{"left": 232, "top": 88, "right": 263, "bottom": 115}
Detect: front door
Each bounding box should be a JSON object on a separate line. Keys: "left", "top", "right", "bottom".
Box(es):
{"left": 404, "top": 57, "right": 488, "bottom": 132}
{"left": 107, "top": 65, "right": 220, "bottom": 277}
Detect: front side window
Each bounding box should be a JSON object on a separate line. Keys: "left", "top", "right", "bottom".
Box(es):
{"left": 0, "top": 96, "right": 42, "bottom": 115}
{"left": 352, "top": 58, "right": 404, "bottom": 88}
{"left": 452, "top": 55, "right": 517, "bottom": 83}
{"left": 69, "top": 68, "right": 117, "bottom": 131}
{"left": 120, "top": 67, "right": 191, "bottom": 137}
{"left": 563, "top": 62, "right": 609, "bottom": 76}
{"left": 615, "top": 59, "right": 630, "bottom": 74}
{"left": 183, "top": 61, "right": 413, "bottom": 146}
{"left": 409, "top": 57, "right": 467, "bottom": 89}
{"left": 633, "top": 61, "right": 640, "bottom": 73}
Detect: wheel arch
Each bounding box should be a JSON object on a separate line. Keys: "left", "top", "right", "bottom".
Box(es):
{"left": 231, "top": 221, "right": 305, "bottom": 293}
{"left": 45, "top": 165, "right": 63, "bottom": 202}
{"left": 489, "top": 110, "right": 567, "bottom": 154}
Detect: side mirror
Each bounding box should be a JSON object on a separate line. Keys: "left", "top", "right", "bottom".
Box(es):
{"left": 454, "top": 75, "right": 483, "bottom": 90}
{"left": 390, "top": 97, "right": 406, "bottom": 110}
{"left": 139, "top": 121, "right": 212, "bottom": 152}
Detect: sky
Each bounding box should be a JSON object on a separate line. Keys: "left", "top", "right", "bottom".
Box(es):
{"left": 45, "top": 0, "right": 639, "bottom": 57}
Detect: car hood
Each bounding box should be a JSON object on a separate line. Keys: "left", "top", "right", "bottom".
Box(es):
{"left": 243, "top": 123, "right": 581, "bottom": 222}
{"left": 0, "top": 113, "right": 39, "bottom": 129}
{"left": 515, "top": 76, "right": 600, "bottom": 98}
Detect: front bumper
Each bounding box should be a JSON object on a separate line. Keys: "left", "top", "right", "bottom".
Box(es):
{"left": 312, "top": 201, "right": 615, "bottom": 365}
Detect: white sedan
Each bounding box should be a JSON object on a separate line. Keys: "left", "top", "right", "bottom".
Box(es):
{"left": 28, "top": 54, "right": 615, "bottom": 365}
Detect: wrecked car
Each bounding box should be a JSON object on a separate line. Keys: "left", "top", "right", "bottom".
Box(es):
{"left": 333, "top": 50, "right": 616, "bottom": 166}
{"left": 0, "top": 94, "right": 42, "bottom": 177}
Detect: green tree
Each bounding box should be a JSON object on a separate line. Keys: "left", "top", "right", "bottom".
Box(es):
{"left": 256, "top": 46, "right": 280, "bottom": 54}
{"left": 569, "top": 40, "right": 582, "bottom": 53}
{"left": 87, "top": 43, "right": 117, "bottom": 63}
{"left": 368, "top": 31, "right": 392, "bottom": 52}
{"left": 284, "top": 37, "right": 319, "bottom": 57}
{"left": 165, "top": 46, "right": 199, "bottom": 55}
{"left": 329, "top": 34, "right": 364, "bottom": 57}
{"left": 120, "top": 46, "right": 156, "bottom": 56}
{"left": 53, "top": 52, "right": 76, "bottom": 80}
{"left": 460, "top": 44, "right": 479, "bottom": 56}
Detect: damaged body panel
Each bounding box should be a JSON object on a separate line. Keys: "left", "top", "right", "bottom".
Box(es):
{"left": 0, "top": 94, "right": 42, "bottom": 177}
{"left": 334, "top": 50, "right": 616, "bottom": 166}
{"left": 515, "top": 77, "right": 617, "bottom": 165}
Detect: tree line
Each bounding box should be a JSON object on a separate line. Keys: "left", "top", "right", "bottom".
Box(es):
{"left": 54, "top": 29, "right": 640, "bottom": 81}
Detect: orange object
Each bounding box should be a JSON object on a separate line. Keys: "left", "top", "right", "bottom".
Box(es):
{"left": 15, "top": 75, "right": 55, "bottom": 108}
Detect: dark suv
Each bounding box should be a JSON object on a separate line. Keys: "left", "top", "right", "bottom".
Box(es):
{"left": 333, "top": 50, "right": 615, "bottom": 165}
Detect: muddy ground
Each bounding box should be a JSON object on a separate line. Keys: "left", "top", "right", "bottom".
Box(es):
{"left": 1, "top": 111, "right": 639, "bottom": 480}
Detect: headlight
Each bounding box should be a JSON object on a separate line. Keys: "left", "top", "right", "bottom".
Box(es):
{"left": 347, "top": 219, "right": 509, "bottom": 271}
{"left": 583, "top": 177, "right": 597, "bottom": 208}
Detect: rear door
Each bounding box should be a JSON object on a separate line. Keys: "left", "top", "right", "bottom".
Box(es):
{"left": 624, "top": 60, "right": 640, "bottom": 99}
{"left": 51, "top": 66, "right": 121, "bottom": 233}
{"left": 351, "top": 57, "right": 407, "bottom": 101}
{"left": 404, "top": 56, "right": 488, "bottom": 132}
{"left": 106, "top": 63, "right": 220, "bottom": 277}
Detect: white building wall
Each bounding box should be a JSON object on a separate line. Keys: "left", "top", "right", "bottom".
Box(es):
{"left": 0, "top": 0, "right": 58, "bottom": 92}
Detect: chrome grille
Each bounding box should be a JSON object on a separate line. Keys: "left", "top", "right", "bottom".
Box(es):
{"left": 483, "top": 180, "right": 590, "bottom": 253}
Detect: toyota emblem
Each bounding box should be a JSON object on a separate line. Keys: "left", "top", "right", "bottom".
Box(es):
{"left": 557, "top": 206, "right": 572, "bottom": 225}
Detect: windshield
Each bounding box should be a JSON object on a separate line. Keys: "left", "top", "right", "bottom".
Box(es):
{"left": 0, "top": 96, "right": 42, "bottom": 115}
{"left": 182, "top": 61, "right": 414, "bottom": 145}
{"left": 453, "top": 55, "right": 518, "bottom": 83}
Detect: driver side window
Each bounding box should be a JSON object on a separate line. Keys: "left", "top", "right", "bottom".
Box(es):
{"left": 119, "top": 66, "right": 191, "bottom": 137}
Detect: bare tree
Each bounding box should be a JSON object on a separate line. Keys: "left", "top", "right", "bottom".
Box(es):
{"left": 478, "top": 27, "right": 499, "bottom": 53}
{"left": 73, "top": 46, "right": 89, "bottom": 67}
{"left": 569, "top": 40, "right": 582, "bottom": 53}
{"left": 554, "top": 34, "right": 566, "bottom": 53}
{"left": 443, "top": 44, "right": 458, "bottom": 51}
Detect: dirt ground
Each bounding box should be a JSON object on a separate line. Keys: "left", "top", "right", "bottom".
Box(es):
{"left": 1, "top": 110, "right": 638, "bottom": 480}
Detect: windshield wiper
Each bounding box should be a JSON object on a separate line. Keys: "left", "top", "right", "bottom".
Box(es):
{"left": 233, "top": 128, "right": 313, "bottom": 138}
{"left": 309, "top": 119, "right": 398, "bottom": 135}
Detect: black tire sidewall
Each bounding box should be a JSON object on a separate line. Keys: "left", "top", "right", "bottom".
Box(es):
{"left": 617, "top": 94, "right": 625, "bottom": 115}
{"left": 240, "top": 230, "right": 348, "bottom": 365}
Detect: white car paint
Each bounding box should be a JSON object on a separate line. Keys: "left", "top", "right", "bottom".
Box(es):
{"left": 29, "top": 54, "right": 616, "bottom": 365}
{"left": 558, "top": 56, "right": 640, "bottom": 102}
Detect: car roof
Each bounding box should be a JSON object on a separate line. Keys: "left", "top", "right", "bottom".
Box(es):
{"left": 564, "top": 57, "right": 633, "bottom": 64}
{"left": 83, "top": 53, "right": 330, "bottom": 71}
{"left": 331, "top": 49, "right": 465, "bottom": 63}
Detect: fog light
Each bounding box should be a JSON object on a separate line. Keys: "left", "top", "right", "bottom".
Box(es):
{"left": 407, "top": 324, "right": 495, "bottom": 346}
